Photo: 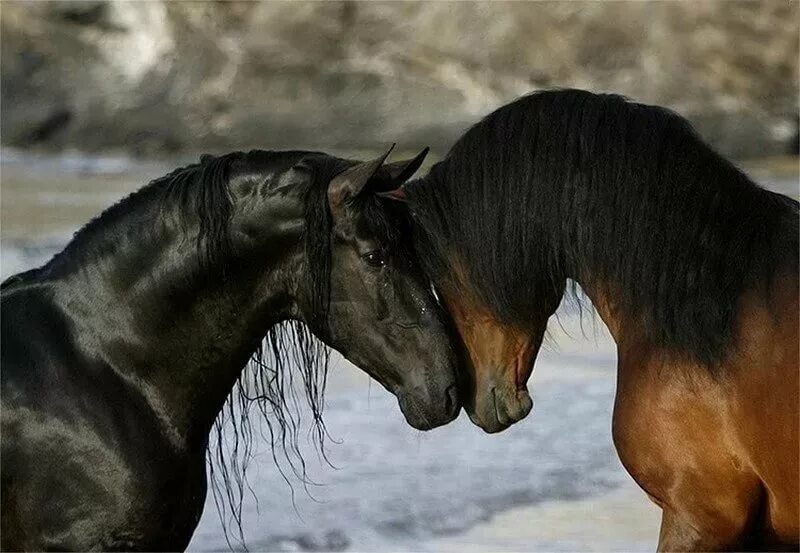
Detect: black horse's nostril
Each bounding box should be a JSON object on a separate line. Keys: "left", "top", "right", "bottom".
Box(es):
{"left": 444, "top": 384, "right": 459, "bottom": 416}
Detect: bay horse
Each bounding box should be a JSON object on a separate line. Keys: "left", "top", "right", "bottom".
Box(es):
{"left": 384, "top": 90, "right": 799, "bottom": 550}
{"left": 0, "top": 147, "right": 461, "bottom": 551}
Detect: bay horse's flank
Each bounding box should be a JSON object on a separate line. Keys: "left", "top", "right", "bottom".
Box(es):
{"left": 399, "top": 89, "right": 799, "bottom": 549}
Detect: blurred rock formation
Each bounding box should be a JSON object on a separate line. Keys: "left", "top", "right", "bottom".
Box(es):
{"left": 2, "top": 1, "right": 797, "bottom": 157}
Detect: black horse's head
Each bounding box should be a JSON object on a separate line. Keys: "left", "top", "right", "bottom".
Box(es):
{"left": 318, "top": 150, "right": 460, "bottom": 429}
{"left": 227, "top": 147, "right": 460, "bottom": 430}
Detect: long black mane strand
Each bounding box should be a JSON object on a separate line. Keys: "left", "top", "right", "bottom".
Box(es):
{"left": 202, "top": 152, "right": 342, "bottom": 550}
{"left": 407, "top": 89, "right": 799, "bottom": 367}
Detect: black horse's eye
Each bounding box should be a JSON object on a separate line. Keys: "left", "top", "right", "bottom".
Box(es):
{"left": 362, "top": 250, "right": 386, "bottom": 268}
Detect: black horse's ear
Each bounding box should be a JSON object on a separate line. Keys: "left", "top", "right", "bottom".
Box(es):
{"left": 328, "top": 144, "right": 395, "bottom": 209}
{"left": 380, "top": 147, "right": 430, "bottom": 186}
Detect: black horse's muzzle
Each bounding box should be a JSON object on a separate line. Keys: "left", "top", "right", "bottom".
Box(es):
{"left": 397, "top": 382, "right": 460, "bottom": 430}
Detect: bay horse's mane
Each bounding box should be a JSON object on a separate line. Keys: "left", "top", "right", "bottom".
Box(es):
{"left": 408, "top": 89, "right": 799, "bottom": 368}
{"left": 6, "top": 150, "right": 412, "bottom": 546}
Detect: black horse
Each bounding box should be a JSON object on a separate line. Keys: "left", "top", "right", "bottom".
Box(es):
{"left": 1, "top": 147, "right": 460, "bottom": 551}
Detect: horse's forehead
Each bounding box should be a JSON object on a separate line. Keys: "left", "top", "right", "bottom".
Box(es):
{"left": 331, "top": 206, "right": 373, "bottom": 244}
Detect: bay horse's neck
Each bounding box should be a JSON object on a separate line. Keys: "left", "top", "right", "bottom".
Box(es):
{"left": 560, "top": 183, "right": 798, "bottom": 366}
{"left": 46, "top": 182, "right": 307, "bottom": 448}
{"left": 412, "top": 89, "right": 798, "bottom": 367}
{"left": 572, "top": 279, "right": 643, "bottom": 355}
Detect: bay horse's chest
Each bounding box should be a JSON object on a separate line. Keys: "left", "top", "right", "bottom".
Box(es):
{"left": 610, "top": 302, "right": 799, "bottom": 549}
{"left": 611, "top": 359, "right": 758, "bottom": 529}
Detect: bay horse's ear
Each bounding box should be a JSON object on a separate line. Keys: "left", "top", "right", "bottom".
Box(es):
{"left": 380, "top": 147, "right": 430, "bottom": 186}
{"left": 328, "top": 144, "right": 395, "bottom": 209}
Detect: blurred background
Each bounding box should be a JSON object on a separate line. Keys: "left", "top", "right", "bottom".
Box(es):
{"left": 2, "top": 1, "right": 798, "bottom": 551}
{"left": 2, "top": 1, "right": 799, "bottom": 157}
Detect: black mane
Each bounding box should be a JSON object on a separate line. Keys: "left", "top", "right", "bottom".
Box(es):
{"left": 407, "top": 89, "right": 799, "bottom": 366}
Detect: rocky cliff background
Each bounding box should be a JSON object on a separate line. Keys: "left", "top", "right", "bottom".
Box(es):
{"left": 2, "top": 1, "right": 798, "bottom": 158}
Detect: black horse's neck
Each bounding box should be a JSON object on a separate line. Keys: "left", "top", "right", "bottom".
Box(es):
{"left": 36, "top": 154, "right": 315, "bottom": 448}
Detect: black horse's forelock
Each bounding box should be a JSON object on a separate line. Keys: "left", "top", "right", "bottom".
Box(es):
{"left": 407, "top": 88, "right": 799, "bottom": 368}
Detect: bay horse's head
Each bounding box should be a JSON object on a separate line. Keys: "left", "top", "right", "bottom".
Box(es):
{"left": 379, "top": 165, "right": 564, "bottom": 433}
{"left": 431, "top": 267, "right": 562, "bottom": 433}
{"left": 287, "top": 147, "right": 460, "bottom": 430}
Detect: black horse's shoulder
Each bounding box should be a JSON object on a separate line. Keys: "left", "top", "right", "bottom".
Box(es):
{"left": 1, "top": 286, "right": 72, "bottom": 388}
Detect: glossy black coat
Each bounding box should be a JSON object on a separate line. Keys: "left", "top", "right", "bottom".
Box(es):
{"left": 1, "top": 149, "right": 460, "bottom": 551}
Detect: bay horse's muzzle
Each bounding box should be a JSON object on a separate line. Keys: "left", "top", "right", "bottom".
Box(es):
{"left": 467, "top": 379, "right": 533, "bottom": 433}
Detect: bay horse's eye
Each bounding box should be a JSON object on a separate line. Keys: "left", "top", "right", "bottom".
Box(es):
{"left": 362, "top": 250, "right": 386, "bottom": 268}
